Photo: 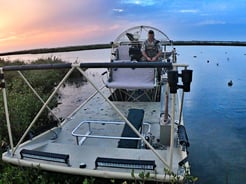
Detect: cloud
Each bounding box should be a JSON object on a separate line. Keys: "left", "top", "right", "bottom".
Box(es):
{"left": 179, "top": 9, "right": 199, "bottom": 13}
{"left": 0, "top": 36, "right": 17, "bottom": 42}
{"left": 197, "top": 20, "right": 226, "bottom": 26}
{"left": 113, "top": 8, "right": 124, "bottom": 13}
{"left": 120, "top": 0, "right": 160, "bottom": 6}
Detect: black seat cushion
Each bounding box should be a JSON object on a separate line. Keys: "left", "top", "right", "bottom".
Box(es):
{"left": 118, "top": 108, "right": 144, "bottom": 148}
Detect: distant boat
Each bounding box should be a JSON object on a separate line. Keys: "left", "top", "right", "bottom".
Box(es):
{"left": 1, "top": 25, "right": 192, "bottom": 182}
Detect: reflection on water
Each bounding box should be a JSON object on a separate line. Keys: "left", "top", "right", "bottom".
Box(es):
{"left": 52, "top": 68, "right": 107, "bottom": 119}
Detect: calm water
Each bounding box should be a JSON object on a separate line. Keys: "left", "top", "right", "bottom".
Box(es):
{"left": 179, "top": 46, "right": 246, "bottom": 184}
{"left": 3, "top": 46, "right": 246, "bottom": 183}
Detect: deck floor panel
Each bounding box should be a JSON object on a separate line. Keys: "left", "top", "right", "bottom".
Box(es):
{"left": 56, "top": 87, "right": 162, "bottom": 145}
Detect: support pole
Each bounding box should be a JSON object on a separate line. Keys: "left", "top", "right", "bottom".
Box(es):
{"left": 178, "top": 90, "right": 185, "bottom": 125}
{"left": 164, "top": 86, "right": 169, "bottom": 122}
{"left": 169, "top": 93, "right": 176, "bottom": 170}
{"left": 0, "top": 68, "right": 14, "bottom": 153}
{"left": 178, "top": 66, "right": 187, "bottom": 125}
{"left": 169, "top": 64, "right": 177, "bottom": 170}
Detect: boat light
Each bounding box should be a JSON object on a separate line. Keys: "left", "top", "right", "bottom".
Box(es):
{"left": 20, "top": 149, "right": 70, "bottom": 166}
{"left": 95, "top": 157, "right": 156, "bottom": 170}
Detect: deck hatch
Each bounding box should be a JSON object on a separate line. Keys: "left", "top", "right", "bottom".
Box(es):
{"left": 20, "top": 149, "right": 70, "bottom": 166}
{"left": 95, "top": 157, "right": 156, "bottom": 170}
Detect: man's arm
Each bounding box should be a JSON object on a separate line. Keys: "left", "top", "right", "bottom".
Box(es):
{"left": 141, "top": 41, "right": 152, "bottom": 61}
{"left": 151, "top": 41, "right": 162, "bottom": 61}
{"left": 142, "top": 50, "right": 152, "bottom": 61}
{"left": 151, "top": 50, "right": 162, "bottom": 61}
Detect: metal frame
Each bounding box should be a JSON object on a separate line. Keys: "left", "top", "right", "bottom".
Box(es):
{"left": 71, "top": 120, "right": 151, "bottom": 145}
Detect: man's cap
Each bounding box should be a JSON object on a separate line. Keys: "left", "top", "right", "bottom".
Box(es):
{"left": 148, "top": 30, "right": 154, "bottom": 34}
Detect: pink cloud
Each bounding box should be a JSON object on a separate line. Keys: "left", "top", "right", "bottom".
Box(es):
{"left": 0, "top": 1, "right": 121, "bottom": 51}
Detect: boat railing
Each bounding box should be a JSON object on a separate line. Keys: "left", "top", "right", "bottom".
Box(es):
{"left": 71, "top": 120, "right": 151, "bottom": 146}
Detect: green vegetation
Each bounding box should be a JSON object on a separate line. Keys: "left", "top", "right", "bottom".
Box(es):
{"left": 0, "top": 57, "right": 72, "bottom": 183}
{"left": 0, "top": 57, "right": 66, "bottom": 144}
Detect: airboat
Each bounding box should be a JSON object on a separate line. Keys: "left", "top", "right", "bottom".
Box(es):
{"left": 1, "top": 25, "right": 192, "bottom": 182}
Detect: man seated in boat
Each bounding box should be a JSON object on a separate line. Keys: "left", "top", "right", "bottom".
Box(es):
{"left": 141, "top": 30, "right": 162, "bottom": 62}
{"left": 141, "top": 30, "right": 162, "bottom": 81}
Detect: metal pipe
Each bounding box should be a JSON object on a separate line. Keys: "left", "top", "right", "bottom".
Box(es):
{"left": 164, "top": 87, "right": 169, "bottom": 122}
{"left": 0, "top": 44, "right": 111, "bottom": 56}
{"left": 72, "top": 120, "right": 151, "bottom": 141}
{"left": 178, "top": 66, "right": 187, "bottom": 125}
{"left": 160, "top": 83, "right": 165, "bottom": 115}
{"left": 178, "top": 90, "right": 185, "bottom": 125}
{"left": 79, "top": 62, "right": 173, "bottom": 69}
{"left": 3, "top": 62, "right": 173, "bottom": 71}
{"left": 0, "top": 68, "right": 14, "bottom": 153}
{"left": 174, "top": 40, "right": 246, "bottom": 46}
{"left": 1, "top": 40, "right": 246, "bottom": 56}
{"left": 169, "top": 64, "right": 177, "bottom": 170}
{"left": 169, "top": 93, "right": 176, "bottom": 170}
{"left": 75, "top": 134, "right": 142, "bottom": 140}
{"left": 3, "top": 63, "right": 72, "bottom": 71}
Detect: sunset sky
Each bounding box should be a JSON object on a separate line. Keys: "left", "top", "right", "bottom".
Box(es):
{"left": 1, "top": 0, "right": 246, "bottom": 52}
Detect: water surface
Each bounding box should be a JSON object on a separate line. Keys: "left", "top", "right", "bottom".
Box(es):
{"left": 179, "top": 46, "right": 246, "bottom": 184}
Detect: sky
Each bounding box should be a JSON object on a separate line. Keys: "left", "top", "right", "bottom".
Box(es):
{"left": 1, "top": 0, "right": 246, "bottom": 52}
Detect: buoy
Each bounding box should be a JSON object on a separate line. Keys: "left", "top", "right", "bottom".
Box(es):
{"left": 228, "top": 80, "right": 233, "bottom": 86}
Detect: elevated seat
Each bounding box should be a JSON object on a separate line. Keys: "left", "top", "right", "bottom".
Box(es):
{"left": 106, "top": 44, "right": 158, "bottom": 102}
{"left": 108, "top": 44, "right": 156, "bottom": 90}
{"left": 116, "top": 45, "right": 131, "bottom": 60}
{"left": 118, "top": 108, "right": 144, "bottom": 148}
{"left": 106, "top": 60, "right": 156, "bottom": 89}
